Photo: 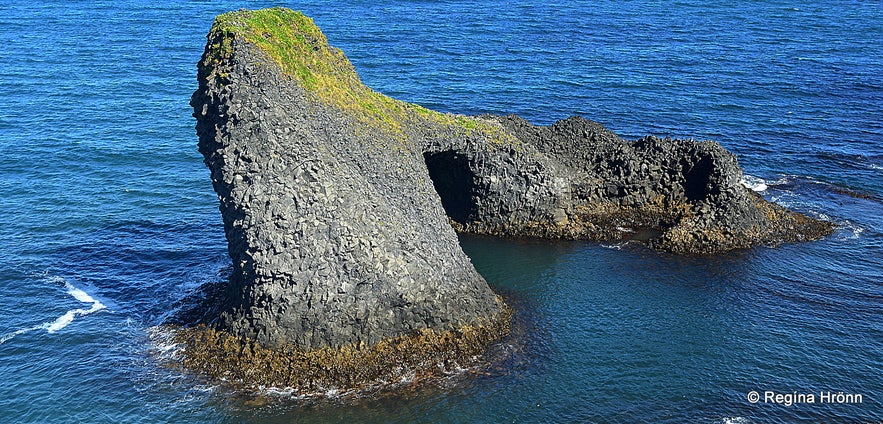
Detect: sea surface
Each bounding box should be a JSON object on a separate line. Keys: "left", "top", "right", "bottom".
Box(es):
{"left": 1, "top": 1, "right": 881, "bottom": 422}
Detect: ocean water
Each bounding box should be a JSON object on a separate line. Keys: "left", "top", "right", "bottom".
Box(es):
{"left": 1, "top": 0, "right": 880, "bottom": 422}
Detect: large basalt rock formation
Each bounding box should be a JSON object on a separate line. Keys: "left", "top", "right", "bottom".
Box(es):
{"left": 476, "top": 115, "right": 833, "bottom": 253}
{"left": 184, "top": 8, "right": 832, "bottom": 390}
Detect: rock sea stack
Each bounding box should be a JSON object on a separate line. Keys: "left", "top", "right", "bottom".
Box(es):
{"left": 182, "top": 8, "right": 833, "bottom": 391}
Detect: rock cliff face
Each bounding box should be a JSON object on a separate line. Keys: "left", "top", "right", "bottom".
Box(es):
{"left": 190, "top": 10, "right": 506, "bottom": 352}
{"left": 471, "top": 115, "right": 832, "bottom": 253}
{"left": 185, "top": 8, "right": 832, "bottom": 390}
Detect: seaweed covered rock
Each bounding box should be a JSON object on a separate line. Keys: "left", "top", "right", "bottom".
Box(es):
{"left": 186, "top": 7, "right": 832, "bottom": 390}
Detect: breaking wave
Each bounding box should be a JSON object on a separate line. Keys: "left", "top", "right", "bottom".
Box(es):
{"left": 0, "top": 277, "right": 106, "bottom": 344}
{"left": 740, "top": 174, "right": 768, "bottom": 192}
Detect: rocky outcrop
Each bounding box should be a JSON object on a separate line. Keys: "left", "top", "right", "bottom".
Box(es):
{"left": 183, "top": 8, "right": 832, "bottom": 391}
{"left": 189, "top": 9, "right": 509, "bottom": 352}
{"left": 467, "top": 115, "right": 833, "bottom": 253}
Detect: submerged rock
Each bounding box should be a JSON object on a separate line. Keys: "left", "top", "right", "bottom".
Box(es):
{"left": 185, "top": 7, "right": 832, "bottom": 391}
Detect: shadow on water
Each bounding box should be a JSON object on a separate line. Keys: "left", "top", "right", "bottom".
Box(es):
{"left": 457, "top": 233, "right": 581, "bottom": 291}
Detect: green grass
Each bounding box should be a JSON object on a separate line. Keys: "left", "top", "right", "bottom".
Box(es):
{"left": 207, "top": 8, "right": 518, "bottom": 146}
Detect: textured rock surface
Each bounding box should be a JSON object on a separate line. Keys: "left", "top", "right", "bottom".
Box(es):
{"left": 190, "top": 10, "right": 506, "bottom": 350}
{"left": 471, "top": 115, "right": 834, "bottom": 253}
{"left": 187, "top": 8, "right": 832, "bottom": 382}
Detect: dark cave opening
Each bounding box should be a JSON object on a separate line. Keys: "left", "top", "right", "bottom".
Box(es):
{"left": 423, "top": 151, "right": 477, "bottom": 225}
{"left": 683, "top": 156, "right": 714, "bottom": 201}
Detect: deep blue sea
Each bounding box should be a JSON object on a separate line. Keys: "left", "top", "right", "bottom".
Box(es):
{"left": 1, "top": 1, "right": 881, "bottom": 422}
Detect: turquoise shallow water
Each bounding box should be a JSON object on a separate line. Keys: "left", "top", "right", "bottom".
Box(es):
{"left": 1, "top": 1, "right": 881, "bottom": 422}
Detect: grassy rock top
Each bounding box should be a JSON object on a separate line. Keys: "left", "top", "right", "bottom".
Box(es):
{"left": 208, "top": 8, "right": 515, "bottom": 145}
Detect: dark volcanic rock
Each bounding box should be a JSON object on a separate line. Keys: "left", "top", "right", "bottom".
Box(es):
{"left": 185, "top": 8, "right": 832, "bottom": 390}
{"left": 190, "top": 13, "right": 504, "bottom": 351}
{"left": 477, "top": 115, "right": 833, "bottom": 253}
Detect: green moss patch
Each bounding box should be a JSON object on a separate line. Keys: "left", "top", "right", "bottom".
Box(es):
{"left": 206, "top": 8, "right": 517, "bottom": 145}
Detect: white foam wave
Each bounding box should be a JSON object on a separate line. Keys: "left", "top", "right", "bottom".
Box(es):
{"left": 601, "top": 242, "right": 629, "bottom": 250}
{"left": 768, "top": 176, "right": 792, "bottom": 186}
{"left": 146, "top": 326, "right": 185, "bottom": 362}
{"left": 0, "top": 278, "right": 106, "bottom": 344}
{"left": 66, "top": 283, "right": 101, "bottom": 305}
{"left": 263, "top": 386, "right": 296, "bottom": 397}
{"left": 0, "top": 325, "right": 44, "bottom": 344}
{"left": 835, "top": 220, "right": 865, "bottom": 241}
{"left": 740, "top": 175, "right": 768, "bottom": 192}
{"left": 849, "top": 227, "right": 864, "bottom": 239}
{"left": 44, "top": 281, "right": 106, "bottom": 333}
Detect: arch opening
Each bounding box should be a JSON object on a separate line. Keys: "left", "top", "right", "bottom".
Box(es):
{"left": 683, "top": 156, "right": 714, "bottom": 201}
{"left": 423, "top": 151, "right": 477, "bottom": 225}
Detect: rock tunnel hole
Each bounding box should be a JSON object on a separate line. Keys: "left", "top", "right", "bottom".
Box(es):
{"left": 683, "top": 156, "right": 714, "bottom": 201}
{"left": 423, "top": 151, "right": 477, "bottom": 225}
